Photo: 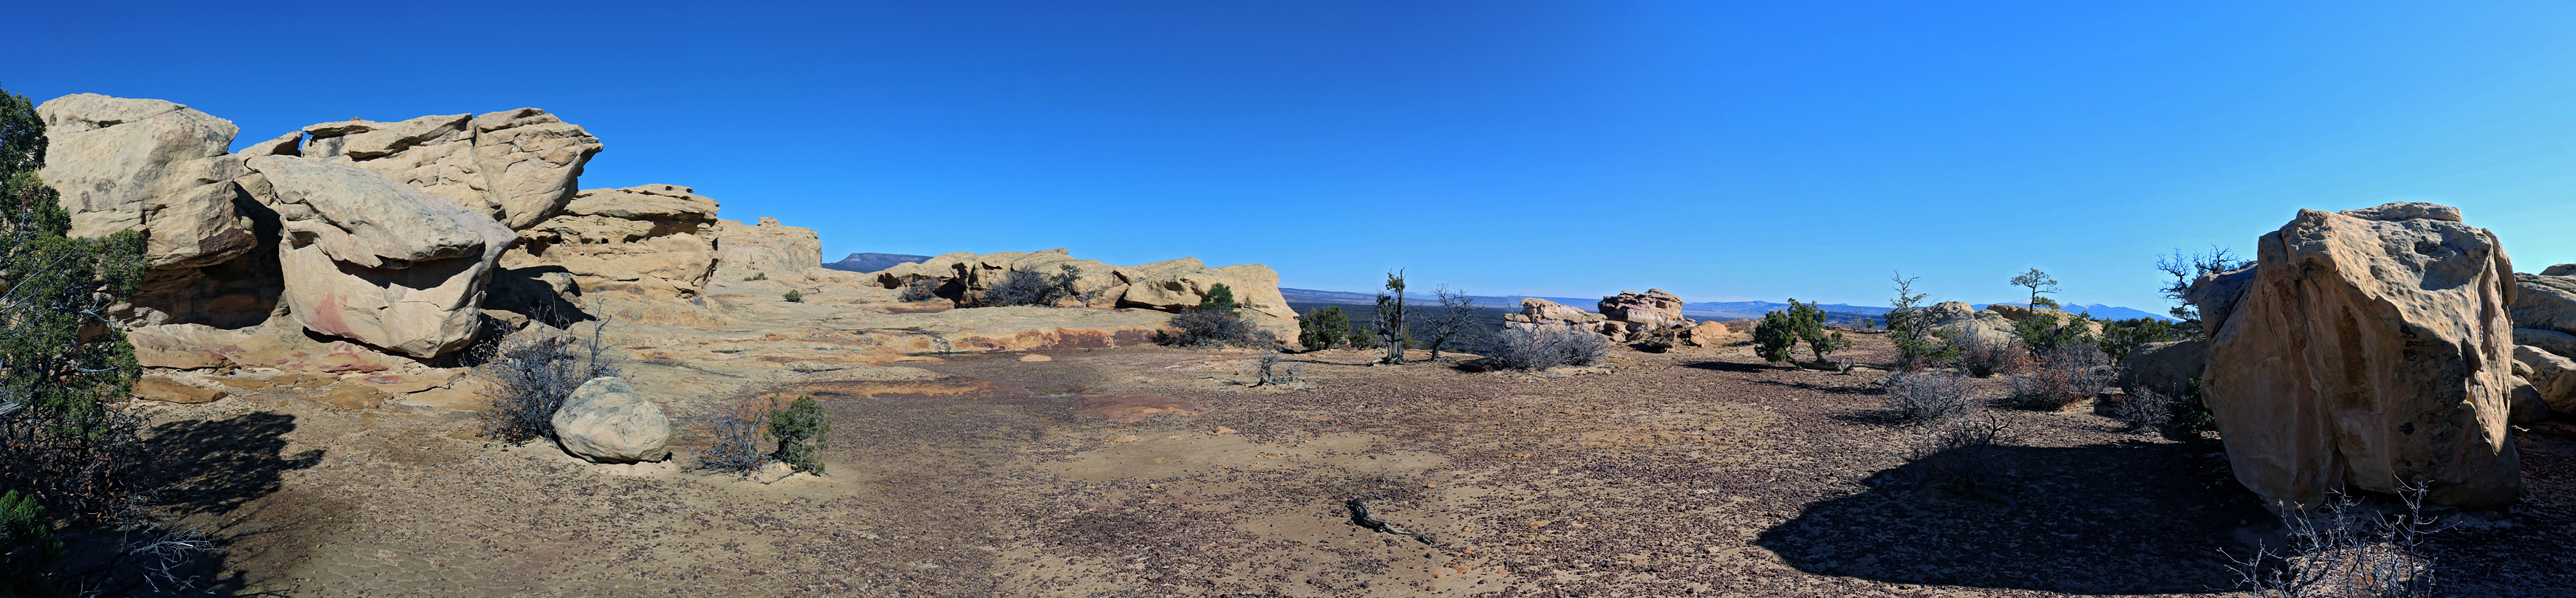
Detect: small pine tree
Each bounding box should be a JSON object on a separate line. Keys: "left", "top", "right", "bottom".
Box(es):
{"left": 1752, "top": 310, "right": 1798, "bottom": 363}
{"left": 2009, "top": 268, "right": 2060, "bottom": 309}
{"left": 1299, "top": 306, "right": 1351, "bottom": 350}
{"left": 768, "top": 396, "right": 830, "bottom": 475}
{"left": 1198, "top": 283, "right": 1237, "bottom": 313}
{"left": 783, "top": 289, "right": 804, "bottom": 303}
{"left": 1376, "top": 270, "right": 1407, "bottom": 364}
{"left": 1786, "top": 299, "right": 1851, "bottom": 362}
{"left": 0, "top": 490, "right": 60, "bottom": 597}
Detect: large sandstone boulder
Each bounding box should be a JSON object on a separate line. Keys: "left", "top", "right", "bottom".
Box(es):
{"left": 711, "top": 217, "right": 822, "bottom": 281}
{"left": 1505, "top": 298, "right": 1605, "bottom": 326}
{"left": 2193, "top": 202, "right": 2520, "bottom": 509}
{"left": 2121, "top": 339, "right": 2207, "bottom": 399}
{"left": 551, "top": 377, "right": 671, "bottom": 464}
{"left": 245, "top": 155, "right": 511, "bottom": 358}
{"left": 867, "top": 250, "right": 1296, "bottom": 333}
{"left": 36, "top": 94, "right": 267, "bottom": 326}
{"left": 292, "top": 109, "right": 603, "bottom": 230}
{"left": 1598, "top": 289, "right": 1687, "bottom": 330}
{"left": 1986, "top": 303, "right": 2105, "bottom": 337}
{"left": 2517, "top": 345, "right": 2576, "bottom": 415}
{"left": 1922, "top": 301, "right": 2017, "bottom": 348}
{"left": 502, "top": 184, "right": 721, "bottom": 298}
{"left": 2518, "top": 328, "right": 2576, "bottom": 362}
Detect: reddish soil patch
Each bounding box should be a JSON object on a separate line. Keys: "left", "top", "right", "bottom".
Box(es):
{"left": 1071, "top": 393, "right": 1209, "bottom": 423}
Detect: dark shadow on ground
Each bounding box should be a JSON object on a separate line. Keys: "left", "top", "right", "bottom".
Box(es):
{"left": 1756, "top": 440, "right": 2267, "bottom": 594}
{"left": 146, "top": 412, "right": 324, "bottom": 518}
{"left": 1679, "top": 360, "right": 1776, "bottom": 374}
{"left": 1748, "top": 378, "right": 1879, "bottom": 396}
{"left": 48, "top": 412, "right": 322, "bottom": 596}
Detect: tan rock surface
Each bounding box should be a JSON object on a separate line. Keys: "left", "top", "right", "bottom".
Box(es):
{"left": 2516, "top": 345, "right": 2576, "bottom": 414}
{"left": 2194, "top": 204, "right": 2520, "bottom": 509}
{"left": 133, "top": 376, "right": 226, "bottom": 404}
{"left": 294, "top": 108, "right": 604, "bottom": 230}
{"left": 504, "top": 184, "right": 722, "bottom": 298}
{"left": 35, "top": 94, "right": 269, "bottom": 327}
{"left": 2120, "top": 339, "right": 2207, "bottom": 399}
{"left": 711, "top": 217, "right": 823, "bottom": 281}
{"left": 247, "top": 155, "right": 512, "bottom": 358}
{"left": 552, "top": 377, "right": 672, "bottom": 464}
{"left": 2510, "top": 271, "right": 2576, "bottom": 335}
{"left": 1598, "top": 289, "right": 1687, "bottom": 331}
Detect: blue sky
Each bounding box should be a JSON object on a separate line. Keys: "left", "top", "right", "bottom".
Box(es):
{"left": 18, "top": 1, "right": 2576, "bottom": 312}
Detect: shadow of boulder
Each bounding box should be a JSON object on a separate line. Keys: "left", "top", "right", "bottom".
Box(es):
{"left": 1755, "top": 441, "right": 2267, "bottom": 594}
{"left": 145, "top": 412, "right": 324, "bottom": 518}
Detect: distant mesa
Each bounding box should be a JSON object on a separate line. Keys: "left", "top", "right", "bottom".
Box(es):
{"left": 825, "top": 252, "right": 932, "bottom": 272}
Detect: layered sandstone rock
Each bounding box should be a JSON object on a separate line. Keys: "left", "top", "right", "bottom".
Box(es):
{"left": 2516, "top": 345, "right": 2576, "bottom": 414}
{"left": 291, "top": 109, "right": 604, "bottom": 230}
{"left": 711, "top": 217, "right": 824, "bottom": 281}
{"left": 2191, "top": 202, "right": 2519, "bottom": 509}
{"left": 2511, "top": 271, "right": 2576, "bottom": 337}
{"left": 865, "top": 250, "right": 1298, "bottom": 333}
{"left": 1598, "top": 289, "right": 1688, "bottom": 338}
{"left": 503, "top": 184, "right": 722, "bottom": 298}
{"left": 35, "top": 94, "right": 266, "bottom": 326}
{"left": 1505, "top": 298, "right": 1605, "bottom": 328}
{"left": 1681, "top": 320, "right": 1743, "bottom": 346}
{"left": 246, "top": 155, "right": 512, "bottom": 358}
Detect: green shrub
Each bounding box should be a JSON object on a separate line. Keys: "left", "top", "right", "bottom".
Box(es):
{"left": 2100, "top": 317, "right": 2174, "bottom": 363}
{"left": 1752, "top": 310, "right": 1798, "bottom": 363}
{"left": 768, "top": 396, "right": 830, "bottom": 475}
{"left": 783, "top": 289, "right": 804, "bottom": 303}
{"left": 1787, "top": 299, "right": 1850, "bottom": 362}
{"left": 745, "top": 272, "right": 767, "bottom": 281}
{"left": 1885, "top": 273, "right": 1958, "bottom": 369}
{"left": 1, "top": 490, "right": 60, "bottom": 597}
{"left": 1298, "top": 306, "right": 1352, "bottom": 350}
{"left": 1374, "top": 272, "right": 1407, "bottom": 364}
{"left": 2012, "top": 312, "right": 2096, "bottom": 357}
{"left": 1198, "top": 283, "right": 1237, "bottom": 313}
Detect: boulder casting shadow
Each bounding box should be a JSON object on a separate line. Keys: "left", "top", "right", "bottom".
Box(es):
{"left": 1754, "top": 441, "right": 2269, "bottom": 594}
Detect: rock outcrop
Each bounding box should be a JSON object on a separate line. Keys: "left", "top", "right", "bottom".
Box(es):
{"left": 552, "top": 377, "right": 672, "bottom": 464}
{"left": 2516, "top": 345, "right": 2576, "bottom": 414}
{"left": 2120, "top": 339, "right": 2207, "bottom": 399}
{"left": 1922, "top": 301, "right": 2018, "bottom": 347}
{"left": 1984, "top": 303, "right": 2105, "bottom": 336}
{"left": 35, "top": 94, "right": 267, "bottom": 326}
{"left": 1597, "top": 289, "right": 1688, "bottom": 340}
{"left": 2191, "top": 202, "right": 2520, "bottom": 509}
{"left": 504, "top": 184, "right": 721, "bottom": 299}
{"left": 2511, "top": 271, "right": 2576, "bottom": 337}
{"left": 865, "top": 250, "right": 1299, "bottom": 333}
{"left": 289, "top": 109, "right": 604, "bottom": 230}
{"left": 247, "top": 155, "right": 512, "bottom": 358}
{"left": 711, "top": 217, "right": 824, "bottom": 281}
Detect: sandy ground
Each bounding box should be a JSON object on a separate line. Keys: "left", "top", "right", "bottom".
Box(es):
{"left": 114, "top": 332, "right": 2576, "bottom": 597}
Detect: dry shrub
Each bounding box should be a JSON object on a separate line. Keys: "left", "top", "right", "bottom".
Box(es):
{"left": 1163, "top": 309, "right": 1270, "bottom": 348}
{"left": 1485, "top": 324, "right": 1610, "bottom": 371}
{"left": 1950, "top": 331, "right": 2023, "bottom": 377}
{"left": 696, "top": 395, "right": 775, "bottom": 475}
{"left": 1880, "top": 369, "right": 1974, "bottom": 425}
{"left": 1999, "top": 343, "right": 2114, "bottom": 410}
{"left": 1908, "top": 413, "right": 2019, "bottom": 506}
{"left": 1252, "top": 351, "right": 1302, "bottom": 386}
{"left": 474, "top": 319, "right": 618, "bottom": 444}
{"left": 899, "top": 276, "right": 942, "bottom": 302}
{"left": 2108, "top": 387, "right": 2177, "bottom": 433}
{"left": 2234, "top": 484, "right": 2442, "bottom": 597}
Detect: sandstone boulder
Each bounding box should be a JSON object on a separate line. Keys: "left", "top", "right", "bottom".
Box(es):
{"left": 503, "top": 184, "right": 722, "bottom": 298}
{"left": 1681, "top": 320, "right": 1741, "bottom": 347}
{"left": 1121, "top": 263, "right": 1298, "bottom": 322}
{"left": 1599, "top": 289, "right": 1687, "bottom": 330}
{"left": 293, "top": 109, "right": 603, "bottom": 230}
{"left": 245, "top": 155, "right": 512, "bottom": 358}
{"left": 1505, "top": 298, "right": 1605, "bottom": 326}
{"left": 711, "top": 217, "right": 822, "bottom": 281}
{"left": 1922, "top": 301, "right": 2017, "bottom": 348}
{"left": 2120, "top": 338, "right": 2207, "bottom": 399}
{"left": 2193, "top": 203, "right": 2520, "bottom": 509}
{"left": 2545, "top": 264, "right": 2576, "bottom": 276}
{"left": 36, "top": 94, "right": 268, "bottom": 327}
{"left": 551, "top": 377, "right": 672, "bottom": 464}
{"left": 2510, "top": 272, "right": 2576, "bottom": 336}
{"left": 2516, "top": 328, "right": 2576, "bottom": 361}
{"left": 2516, "top": 345, "right": 2576, "bottom": 415}
{"left": 2187, "top": 267, "right": 2258, "bottom": 334}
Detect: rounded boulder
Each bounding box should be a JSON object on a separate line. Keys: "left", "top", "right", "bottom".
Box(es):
{"left": 551, "top": 377, "right": 672, "bottom": 464}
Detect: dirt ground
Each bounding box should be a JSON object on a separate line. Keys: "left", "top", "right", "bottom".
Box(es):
{"left": 117, "top": 332, "right": 2576, "bottom": 597}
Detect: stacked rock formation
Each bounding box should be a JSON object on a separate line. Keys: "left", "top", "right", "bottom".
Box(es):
{"left": 37, "top": 94, "right": 265, "bottom": 327}
{"left": 1508, "top": 290, "right": 1728, "bottom": 345}
{"left": 866, "top": 250, "right": 1299, "bottom": 333}
{"left": 505, "top": 184, "right": 722, "bottom": 299}
{"left": 711, "top": 216, "right": 827, "bottom": 281}
{"left": 286, "top": 109, "right": 604, "bottom": 229}
{"left": 2190, "top": 202, "right": 2521, "bottom": 509}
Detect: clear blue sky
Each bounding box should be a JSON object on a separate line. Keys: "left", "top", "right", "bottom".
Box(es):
{"left": 20, "top": 1, "right": 2576, "bottom": 312}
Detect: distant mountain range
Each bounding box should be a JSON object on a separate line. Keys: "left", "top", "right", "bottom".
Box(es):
{"left": 823, "top": 252, "right": 931, "bottom": 272}
{"left": 1280, "top": 287, "right": 2174, "bottom": 322}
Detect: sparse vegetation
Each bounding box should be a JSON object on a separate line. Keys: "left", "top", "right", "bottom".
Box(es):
{"left": 1884, "top": 273, "right": 1957, "bottom": 369}
{"left": 1485, "top": 324, "right": 1610, "bottom": 371}
{"left": 1165, "top": 286, "right": 1270, "bottom": 348}
{"left": 1297, "top": 306, "right": 1352, "bottom": 350}
{"left": 1788, "top": 299, "right": 1851, "bottom": 364}
{"left": 1949, "top": 330, "right": 2020, "bottom": 378}
{"left": 783, "top": 289, "right": 804, "bottom": 303}
{"left": 745, "top": 272, "right": 767, "bottom": 281}
{"left": 899, "top": 275, "right": 943, "bottom": 302}
{"left": 2232, "top": 484, "right": 2442, "bottom": 598}
{"left": 1880, "top": 369, "right": 1975, "bottom": 425}
{"left": 2109, "top": 387, "right": 2176, "bottom": 433}
{"left": 2012, "top": 311, "right": 2097, "bottom": 357}
{"left": 1415, "top": 284, "right": 1485, "bottom": 360}
{"left": 768, "top": 395, "right": 830, "bottom": 475}
{"left": 1, "top": 490, "right": 60, "bottom": 597}
{"left": 474, "top": 318, "right": 620, "bottom": 444}
{"left": 2099, "top": 317, "right": 2174, "bottom": 363}
{"left": 1374, "top": 271, "right": 1407, "bottom": 364}
{"left": 1908, "top": 413, "right": 2019, "bottom": 506}
{"left": 982, "top": 264, "right": 1085, "bottom": 307}
{"left": 696, "top": 396, "right": 776, "bottom": 475}
{"left": 2009, "top": 268, "right": 2060, "bottom": 309}
{"left": 2158, "top": 246, "right": 2250, "bottom": 337}
{"left": 1198, "top": 282, "right": 1237, "bottom": 312}
{"left": 1252, "top": 351, "right": 1301, "bottom": 386}
{"left": 1752, "top": 309, "right": 1799, "bottom": 364}
{"left": 2000, "top": 342, "right": 2114, "bottom": 410}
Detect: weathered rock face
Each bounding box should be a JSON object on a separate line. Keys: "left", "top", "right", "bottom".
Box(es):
{"left": 551, "top": 377, "right": 672, "bottom": 464}
{"left": 36, "top": 94, "right": 268, "bottom": 326}
{"left": 1599, "top": 289, "right": 1688, "bottom": 337}
{"left": 866, "top": 250, "right": 1298, "bottom": 333}
{"left": 1506, "top": 298, "right": 1606, "bottom": 328}
{"left": 246, "top": 155, "right": 512, "bottom": 358}
{"left": 2519, "top": 328, "right": 2576, "bottom": 362}
{"left": 1923, "top": 301, "right": 2018, "bottom": 348}
{"left": 291, "top": 109, "right": 603, "bottom": 230}
{"left": 1122, "top": 264, "right": 1298, "bottom": 322}
{"left": 1985, "top": 304, "right": 2106, "bottom": 336}
{"left": 2121, "top": 339, "right": 2207, "bottom": 399}
{"left": 1681, "top": 320, "right": 1743, "bottom": 347}
{"left": 2516, "top": 345, "right": 2576, "bottom": 415}
{"left": 2193, "top": 203, "right": 2520, "bottom": 509}
{"left": 503, "top": 185, "right": 721, "bottom": 299}
{"left": 711, "top": 217, "right": 823, "bottom": 281}
{"left": 2510, "top": 272, "right": 2576, "bottom": 336}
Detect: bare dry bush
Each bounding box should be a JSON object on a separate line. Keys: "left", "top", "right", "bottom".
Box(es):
{"left": 1999, "top": 343, "right": 2114, "bottom": 410}
{"left": 474, "top": 318, "right": 618, "bottom": 444}
{"left": 1950, "top": 331, "right": 2022, "bottom": 377}
{"left": 1252, "top": 351, "right": 1302, "bottom": 386}
{"left": 898, "top": 276, "right": 942, "bottom": 302}
{"left": 1908, "top": 413, "right": 2019, "bottom": 506}
{"left": 1879, "top": 369, "right": 1974, "bottom": 425}
{"left": 1485, "top": 324, "right": 1610, "bottom": 371}
{"left": 2108, "top": 387, "right": 2177, "bottom": 433}
{"left": 2233, "top": 484, "right": 2442, "bottom": 598}
{"left": 696, "top": 395, "right": 776, "bottom": 475}
{"left": 1163, "top": 309, "right": 1270, "bottom": 348}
